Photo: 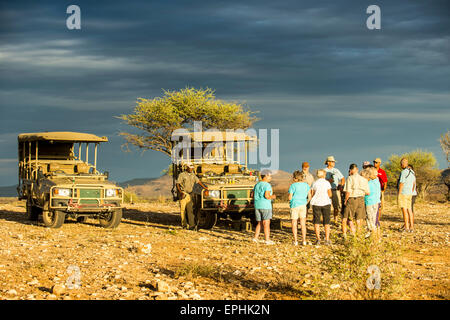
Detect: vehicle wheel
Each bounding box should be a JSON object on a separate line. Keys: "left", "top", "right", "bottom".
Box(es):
{"left": 26, "top": 200, "right": 41, "bottom": 221}
{"left": 99, "top": 209, "right": 122, "bottom": 229}
{"left": 76, "top": 216, "right": 88, "bottom": 223}
{"left": 42, "top": 210, "right": 65, "bottom": 228}
{"left": 197, "top": 210, "right": 217, "bottom": 229}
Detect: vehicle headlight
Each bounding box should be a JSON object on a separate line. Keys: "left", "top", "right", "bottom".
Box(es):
{"left": 207, "top": 190, "right": 220, "bottom": 198}
{"left": 106, "top": 189, "right": 119, "bottom": 197}
{"left": 53, "top": 188, "right": 71, "bottom": 197}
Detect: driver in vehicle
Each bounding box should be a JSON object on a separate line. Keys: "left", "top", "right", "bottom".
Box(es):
{"left": 176, "top": 163, "right": 208, "bottom": 230}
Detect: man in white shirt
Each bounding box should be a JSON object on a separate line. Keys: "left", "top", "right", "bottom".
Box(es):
{"left": 343, "top": 164, "right": 370, "bottom": 237}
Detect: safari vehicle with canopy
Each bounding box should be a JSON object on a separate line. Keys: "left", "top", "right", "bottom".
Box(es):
{"left": 17, "top": 132, "right": 123, "bottom": 228}
{"left": 172, "top": 131, "right": 259, "bottom": 229}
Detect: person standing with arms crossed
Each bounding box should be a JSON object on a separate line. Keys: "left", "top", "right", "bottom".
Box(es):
{"left": 324, "top": 156, "right": 345, "bottom": 224}
{"left": 176, "top": 164, "right": 208, "bottom": 230}
{"left": 398, "top": 158, "right": 416, "bottom": 232}
{"left": 373, "top": 158, "right": 388, "bottom": 214}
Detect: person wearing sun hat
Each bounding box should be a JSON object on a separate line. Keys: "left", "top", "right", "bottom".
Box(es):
{"left": 324, "top": 156, "right": 345, "bottom": 223}
{"left": 362, "top": 161, "right": 371, "bottom": 169}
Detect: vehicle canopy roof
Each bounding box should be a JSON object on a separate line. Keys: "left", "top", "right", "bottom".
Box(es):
{"left": 18, "top": 132, "right": 108, "bottom": 143}
{"left": 175, "top": 130, "right": 257, "bottom": 142}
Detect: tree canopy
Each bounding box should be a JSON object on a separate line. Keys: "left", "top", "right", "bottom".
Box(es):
{"left": 118, "top": 87, "right": 258, "bottom": 156}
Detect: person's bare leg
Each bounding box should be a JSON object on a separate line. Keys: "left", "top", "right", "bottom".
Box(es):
{"left": 408, "top": 209, "right": 414, "bottom": 230}
{"left": 401, "top": 208, "right": 410, "bottom": 230}
{"left": 291, "top": 219, "right": 298, "bottom": 243}
{"left": 254, "top": 221, "right": 262, "bottom": 240}
{"left": 342, "top": 218, "right": 348, "bottom": 236}
{"left": 324, "top": 224, "right": 330, "bottom": 241}
{"left": 314, "top": 224, "right": 321, "bottom": 240}
{"left": 262, "top": 219, "right": 271, "bottom": 241}
{"left": 349, "top": 220, "right": 356, "bottom": 235}
{"left": 300, "top": 218, "right": 307, "bottom": 243}
{"left": 356, "top": 219, "right": 363, "bottom": 233}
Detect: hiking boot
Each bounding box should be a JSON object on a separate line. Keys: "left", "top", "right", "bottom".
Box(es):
{"left": 302, "top": 241, "right": 307, "bottom": 246}
{"left": 315, "top": 239, "right": 321, "bottom": 246}
{"left": 265, "top": 240, "right": 275, "bottom": 245}
{"left": 293, "top": 241, "right": 298, "bottom": 246}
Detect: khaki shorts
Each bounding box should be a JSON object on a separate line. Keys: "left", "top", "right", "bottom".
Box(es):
{"left": 331, "top": 189, "right": 342, "bottom": 212}
{"left": 343, "top": 197, "right": 366, "bottom": 221}
{"left": 398, "top": 194, "right": 412, "bottom": 210}
{"left": 290, "top": 205, "right": 307, "bottom": 220}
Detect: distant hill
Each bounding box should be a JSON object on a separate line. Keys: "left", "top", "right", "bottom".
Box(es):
{"left": 0, "top": 170, "right": 295, "bottom": 199}
{"left": 121, "top": 170, "right": 294, "bottom": 199}
{"left": 121, "top": 175, "right": 173, "bottom": 199}
{"left": 0, "top": 185, "right": 17, "bottom": 197}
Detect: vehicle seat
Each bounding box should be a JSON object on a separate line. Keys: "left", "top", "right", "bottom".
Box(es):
{"left": 76, "top": 163, "right": 90, "bottom": 174}
{"left": 225, "top": 164, "right": 240, "bottom": 174}
{"left": 197, "top": 164, "right": 225, "bottom": 175}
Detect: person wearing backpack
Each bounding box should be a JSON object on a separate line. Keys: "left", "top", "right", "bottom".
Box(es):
{"left": 398, "top": 158, "right": 416, "bottom": 232}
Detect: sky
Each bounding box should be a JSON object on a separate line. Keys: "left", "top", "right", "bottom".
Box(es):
{"left": 0, "top": 0, "right": 449, "bottom": 186}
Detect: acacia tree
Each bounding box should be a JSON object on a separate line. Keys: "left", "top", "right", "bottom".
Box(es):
{"left": 118, "top": 87, "right": 258, "bottom": 156}
{"left": 383, "top": 149, "right": 441, "bottom": 200}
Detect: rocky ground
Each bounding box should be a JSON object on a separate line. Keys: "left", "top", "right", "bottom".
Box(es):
{"left": 0, "top": 197, "right": 448, "bottom": 300}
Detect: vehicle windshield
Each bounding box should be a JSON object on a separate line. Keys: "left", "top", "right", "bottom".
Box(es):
{"left": 179, "top": 141, "right": 249, "bottom": 166}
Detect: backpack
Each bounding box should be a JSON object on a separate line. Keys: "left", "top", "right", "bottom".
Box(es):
{"left": 397, "top": 168, "right": 415, "bottom": 190}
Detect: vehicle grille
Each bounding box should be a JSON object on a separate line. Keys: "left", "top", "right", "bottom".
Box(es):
{"left": 79, "top": 188, "right": 101, "bottom": 198}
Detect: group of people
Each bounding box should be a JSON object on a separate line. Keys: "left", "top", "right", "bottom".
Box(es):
{"left": 174, "top": 156, "right": 417, "bottom": 244}
{"left": 252, "top": 156, "right": 417, "bottom": 246}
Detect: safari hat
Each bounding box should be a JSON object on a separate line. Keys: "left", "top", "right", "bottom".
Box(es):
{"left": 324, "top": 156, "right": 337, "bottom": 164}
{"left": 302, "top": 162, "right": 310, "bottom": 168}
{"left": 373, "top": 158, "right": 382, "bottom": 163}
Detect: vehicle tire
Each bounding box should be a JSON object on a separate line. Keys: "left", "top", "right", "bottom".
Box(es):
{"left": 99, "top": 209, "right": 122, "bottom": 229}
{"left": 42, "top": 210, "right": 65, "bottom": 228}
{"left": 76, "top": 216, "right": 88, "bottom": 223}
{"left": 197, "top": 210, "right": 217, "bottom": 229}
{"left": 26, "top": 200, "right": 41, "bottom": 221}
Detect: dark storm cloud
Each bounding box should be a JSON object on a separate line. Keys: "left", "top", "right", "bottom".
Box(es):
{"left": 0, "top": 0, "right": 449, "bottom": 184}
